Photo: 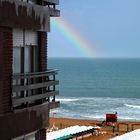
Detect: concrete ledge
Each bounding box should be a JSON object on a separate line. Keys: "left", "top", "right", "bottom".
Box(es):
{"left": 0, "top": 102, "right": 50, "bottom": 139}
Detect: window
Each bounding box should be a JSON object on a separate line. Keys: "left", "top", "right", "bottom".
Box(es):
{"left": 13, "top": 29, "right": 38, "bottom": 74}
{"left": 12, "top": 29, "right": 38, "bottom": 100}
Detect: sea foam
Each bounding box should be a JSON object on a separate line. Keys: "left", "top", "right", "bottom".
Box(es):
{"left": 124, "top": 104, "right": 140, "bottom": 109}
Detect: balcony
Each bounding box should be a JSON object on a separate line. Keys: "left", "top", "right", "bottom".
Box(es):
{"left": 12, "top": 69, "right": 59, "bottom": 110}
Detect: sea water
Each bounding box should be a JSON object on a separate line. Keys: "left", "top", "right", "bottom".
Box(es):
{"left": 48, "top": 58, "right": 140, "bottom": 121}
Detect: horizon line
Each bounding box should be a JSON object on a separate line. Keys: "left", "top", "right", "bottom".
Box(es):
{"left": 48, "top": 57, "right": 140, "bottom": 59}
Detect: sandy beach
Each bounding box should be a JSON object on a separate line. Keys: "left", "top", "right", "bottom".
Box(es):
{"left": 49, "top": 118, "right": 140, "bottom": 140}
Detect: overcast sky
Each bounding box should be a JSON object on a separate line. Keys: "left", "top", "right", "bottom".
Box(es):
{"left": 48, "top": 0, "right": 140, "bottom": 58}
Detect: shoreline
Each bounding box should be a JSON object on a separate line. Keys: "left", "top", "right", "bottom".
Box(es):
{"left": 50, "top": 115, "right": 140, "bottom": 122}
{"left": 49, "top": 117, "right": 140, "bottom": 140}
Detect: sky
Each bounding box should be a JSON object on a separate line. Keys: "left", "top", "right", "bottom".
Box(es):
{"left": 48, "top": 0, "right": 140, "bottom": 58}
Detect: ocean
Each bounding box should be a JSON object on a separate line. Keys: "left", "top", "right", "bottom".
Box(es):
{"left": 48, "top": 58, "right": 140, "bottom": 121}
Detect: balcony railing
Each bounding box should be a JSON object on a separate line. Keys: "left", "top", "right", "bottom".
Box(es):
{"left": 12, "top": 69, "right": 59, "bottom": 110}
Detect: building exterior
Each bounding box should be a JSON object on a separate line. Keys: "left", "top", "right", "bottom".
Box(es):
{"left": 0, "top": 0, "right": 60, "bottom": 139}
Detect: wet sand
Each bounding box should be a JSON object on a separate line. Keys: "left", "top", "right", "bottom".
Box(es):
{"left": 49, "top": 118, "right": 140, "bottom": 140}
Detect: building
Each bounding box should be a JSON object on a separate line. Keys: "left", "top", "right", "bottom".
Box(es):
{"left": 0, "top": 0, "right": 60, "bottom": 139}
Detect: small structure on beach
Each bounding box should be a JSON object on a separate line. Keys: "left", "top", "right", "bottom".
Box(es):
{"left": 106, "top": 113, "right": 118, "bottom": 125}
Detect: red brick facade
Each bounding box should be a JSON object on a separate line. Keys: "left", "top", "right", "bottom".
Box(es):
{"left": 0, "top": 21, "right": 49, "bottom": 140}
{"left": 0, "top": 27, "right": 12, "bottom": 114}
{"left": 38, "top": 32, "right": 48, "bottom": 71}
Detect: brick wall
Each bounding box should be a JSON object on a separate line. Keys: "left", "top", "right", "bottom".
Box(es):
{"left": 38, "top": 32, "right": 48, "bottom": 71}
{"left": 0, "top": 27, "right": 12, "bottom": 114}
{"left": 37, "top": 31, "right": 48, "bottom": 140}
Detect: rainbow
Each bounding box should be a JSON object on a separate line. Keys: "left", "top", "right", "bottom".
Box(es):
{"left": 51, "top": 17, "right": 95, "bottom": 57}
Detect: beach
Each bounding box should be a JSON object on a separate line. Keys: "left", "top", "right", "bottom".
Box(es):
{"left": 49, "top": 117, "right": 140, "bottom": 140}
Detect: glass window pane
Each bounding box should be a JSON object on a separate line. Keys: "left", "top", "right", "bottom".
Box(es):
{"left": 13, "top": 47, "right": 21, "bottom": 73}
{"left": 25, "top": 46, "right": 31, "bottom": 73}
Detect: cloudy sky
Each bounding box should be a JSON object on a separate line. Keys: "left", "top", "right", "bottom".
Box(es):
{"left": 48, "top": 0, "right": 140, "bottom": 58}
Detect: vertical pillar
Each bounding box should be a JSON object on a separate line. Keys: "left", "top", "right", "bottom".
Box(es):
{"left": 0, "top": 27, "right": 13, "bottom": 114}
{"left": 38, "top": 31, "right": 47, "bottom": 71}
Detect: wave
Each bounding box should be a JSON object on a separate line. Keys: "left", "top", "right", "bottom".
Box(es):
{"left": 57, "top": 96, "right": 139, "bottom": 101}
{"left": 124, "top": 104, "right": 140, "bottom": 109}
{"left": 118, "top": 116, "right": 140, "bottom": 121}
{"left": 82, "top": 115, "right": 105, "bottom": 120}
{"left": 57, "top": 98, "right": 79, "bottom": 102}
